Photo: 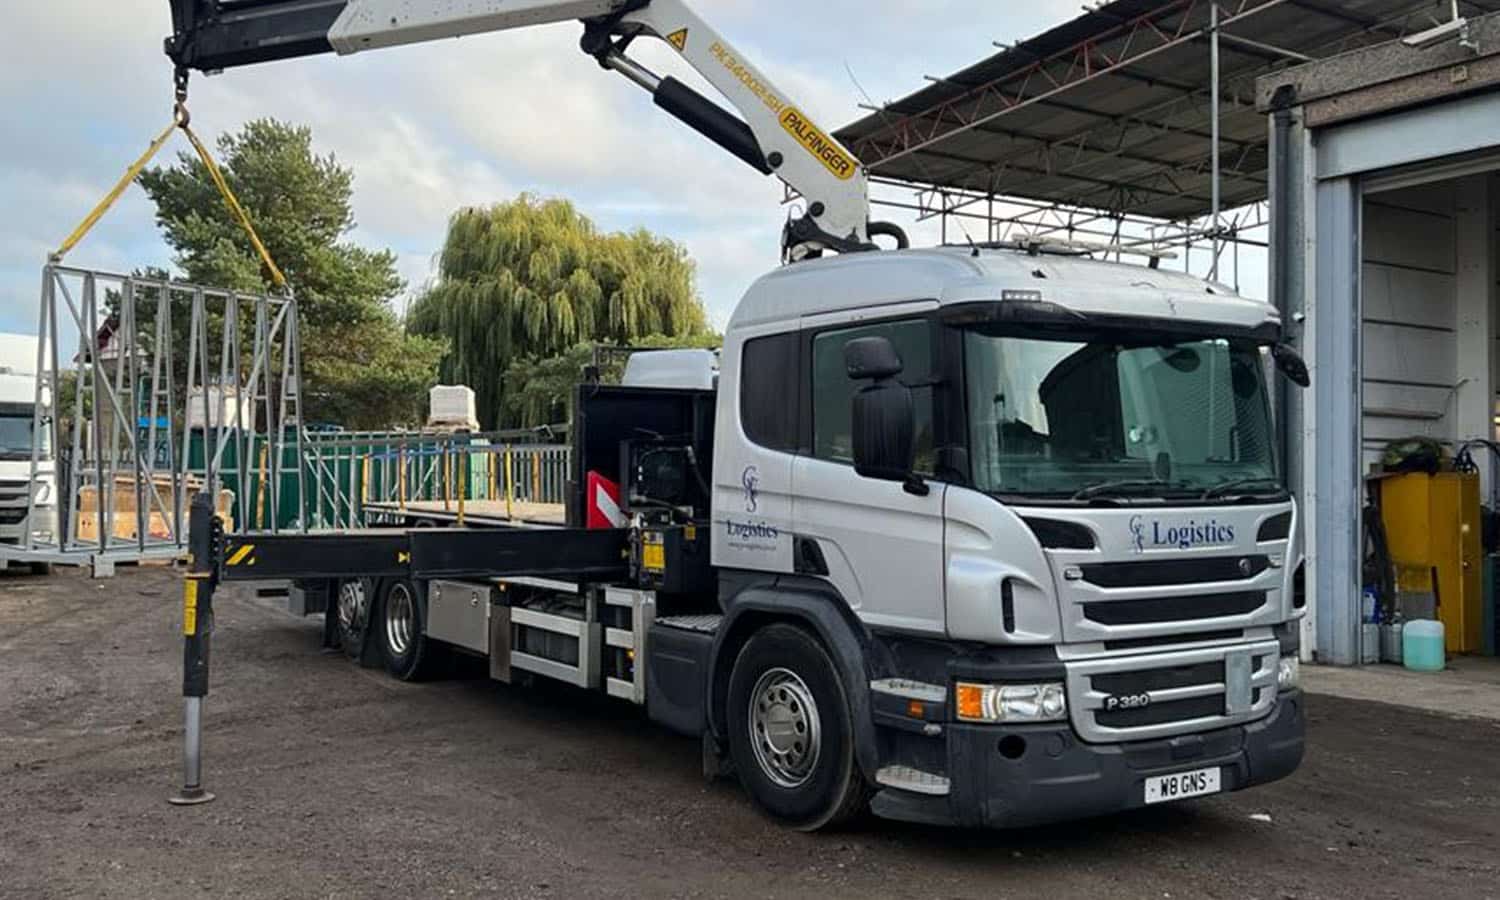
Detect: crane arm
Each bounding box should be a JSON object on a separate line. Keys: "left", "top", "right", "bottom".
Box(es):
{"left": 165, "top": 0, "right": 902, "bottom": 257}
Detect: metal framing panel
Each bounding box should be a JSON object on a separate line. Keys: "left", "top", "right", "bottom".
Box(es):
{"left": 7, "top": 265, "right": 305, "bottom": 569}
{"left": 307, "top": 430, "right": 571, "bottom": 532}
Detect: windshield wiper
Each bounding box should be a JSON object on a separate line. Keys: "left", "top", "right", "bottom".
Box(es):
{"left": 1071, "top": 478, "right": 1184, "bottom": 500}
{"left": 1201, "top": 477, "right": 1284, "bottom": 500}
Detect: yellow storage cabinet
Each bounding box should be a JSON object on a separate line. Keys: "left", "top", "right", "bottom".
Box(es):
{"left": 1379, "top": 471, "right": 1483, "bottom": 654}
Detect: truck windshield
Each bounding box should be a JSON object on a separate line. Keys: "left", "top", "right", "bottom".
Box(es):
{"left": 963, "top": 328, "right": 1280, "bottom": 501}
{"left": 0, "top": 403, "right": 42, "bottom": 460}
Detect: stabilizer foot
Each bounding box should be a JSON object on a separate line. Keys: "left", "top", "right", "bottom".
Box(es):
{"left": 168, "top": 787, "right": 216, "bottom": 806}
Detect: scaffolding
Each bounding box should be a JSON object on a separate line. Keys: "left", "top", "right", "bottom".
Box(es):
{"left": 834, "top": 0, "right": 1500, "bottom": 282}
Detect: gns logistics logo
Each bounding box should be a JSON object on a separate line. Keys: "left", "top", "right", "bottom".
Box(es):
{"left": 1129, "top": 515, "right": 1235, "bottom": 552}
{"left": 726, "top": 519, "right": 780, "bottom": 541}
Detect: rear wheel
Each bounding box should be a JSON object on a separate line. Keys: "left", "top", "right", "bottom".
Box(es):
{"left": 726, "top": 623, "right": 868, "bottom": 831}
{"left": 379, "top": 578, "right": 439, "bottom": 681}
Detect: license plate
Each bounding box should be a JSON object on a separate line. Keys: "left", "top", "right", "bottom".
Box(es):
{"left": 1144, "top": 767, "right": 1221, "bottom": 805}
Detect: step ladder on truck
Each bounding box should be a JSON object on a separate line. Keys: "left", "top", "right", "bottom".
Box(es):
{"left": 163, "top": 0, "right": 1312, "bottom": 829}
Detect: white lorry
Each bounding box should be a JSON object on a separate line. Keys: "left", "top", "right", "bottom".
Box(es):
{"left": 0, "top": 332, "right": 57, "bottom": 573}
{"left": 164, "top": 0, "right": 1310, "bottom": 828}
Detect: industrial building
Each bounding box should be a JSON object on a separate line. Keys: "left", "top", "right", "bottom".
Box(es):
{"left": 1260, "top": 10, "right": 1500, "bottom": 664}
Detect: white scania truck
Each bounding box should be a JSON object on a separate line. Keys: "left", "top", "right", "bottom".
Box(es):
{"left": 166, "top": 0, "right": 1308, "bottom": 828}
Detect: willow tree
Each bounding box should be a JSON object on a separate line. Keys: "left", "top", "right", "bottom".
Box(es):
{"left": 407, "top": 195, "right": 712, "bottom": 429}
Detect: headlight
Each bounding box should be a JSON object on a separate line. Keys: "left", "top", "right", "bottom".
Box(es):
{"left": 956, "top": 681, "right": 1067, "bottom": 723}
{"left": 1277, "top": 656, "right": 1300, "bottom": 692}
{"left": 32, "top": 482, "right": 51, "bottom": 505}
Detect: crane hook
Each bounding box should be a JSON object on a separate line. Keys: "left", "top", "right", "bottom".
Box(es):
{"left": 173, "top": 66, "right": 192, "bottom": 127}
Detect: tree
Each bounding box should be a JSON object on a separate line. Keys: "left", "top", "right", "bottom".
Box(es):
{"left": 137, "top": 119, "right": 444, "bottom": 429}
{"left": 406, "top": 195, "right": 712, "bottom": 429}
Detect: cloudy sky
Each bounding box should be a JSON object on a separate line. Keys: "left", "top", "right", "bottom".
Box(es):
{"left": 2, "top": 0, "right": 1220, "bottom": 338}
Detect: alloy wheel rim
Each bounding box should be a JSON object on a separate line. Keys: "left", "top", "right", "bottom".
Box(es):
{"left": 748, "top": 667, "right": 821, "bottom": 789}
{"left": 385, "top": 583, "right": 415, "bottom": 657}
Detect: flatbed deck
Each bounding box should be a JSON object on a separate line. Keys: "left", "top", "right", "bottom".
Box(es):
{"left": 364, "top": 499, "right": 567, "bottom": 527}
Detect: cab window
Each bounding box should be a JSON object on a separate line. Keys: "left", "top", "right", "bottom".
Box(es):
{"left": 739, "top": 332, "right": 800, "bottom": 452}
{"left": 810, "top": 318, "right": 934, "bottom": 473}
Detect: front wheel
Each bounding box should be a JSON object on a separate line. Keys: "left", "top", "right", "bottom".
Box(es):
{"left": 379, "top": 578, "right": 439, "bottom": 681}
{"left": 726, "top": 623, "right": 868, "bottom": 831}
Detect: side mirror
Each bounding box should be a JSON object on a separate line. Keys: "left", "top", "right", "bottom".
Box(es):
{"left": 1272, "top": 343, "right": 1310, "bottom": 388}
{"left": 846, "top": 337, "right": 919, "bottom": 486}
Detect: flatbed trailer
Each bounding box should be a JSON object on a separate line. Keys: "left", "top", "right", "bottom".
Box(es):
{"left": 183, "top": 377, "right": 732, "bottom": 768}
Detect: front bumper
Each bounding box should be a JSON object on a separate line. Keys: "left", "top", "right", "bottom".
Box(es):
{"left": 871, "top": 689, "right": 1305, "bottom": 828}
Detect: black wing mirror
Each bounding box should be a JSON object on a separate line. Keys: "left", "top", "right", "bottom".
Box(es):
{"left": 845, "top": 337, "right": 923, "bottom": 493}
{"left": 1272, "top": 343, "right": 1310, "bottom": 388}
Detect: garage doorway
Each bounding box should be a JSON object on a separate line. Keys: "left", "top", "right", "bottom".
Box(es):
{"left": 1358, "top": 161, "right": 1500, "bottom": 661}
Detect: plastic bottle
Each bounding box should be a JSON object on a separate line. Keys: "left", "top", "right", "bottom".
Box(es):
{"left": 1361, "top": 623, "right": 1380, "bottom": 664}
{"left": 1402, "top": 619, "right": 1445, "bottom": 672}
{"left": 1380, "top": 614, "right": 1404, "bottom": 665}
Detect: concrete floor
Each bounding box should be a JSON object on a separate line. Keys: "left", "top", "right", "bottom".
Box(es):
{"left": 1306, "top": 655, "right": 1500, "bottom": 722}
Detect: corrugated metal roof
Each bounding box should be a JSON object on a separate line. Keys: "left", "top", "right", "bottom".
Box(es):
{"left": 836, "top": 0, "right": 1500, "bottom": 221}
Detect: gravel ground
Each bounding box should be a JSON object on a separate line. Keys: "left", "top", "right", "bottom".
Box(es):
{"left": 2, "top": 564, "right": 1499, "bottom": 899}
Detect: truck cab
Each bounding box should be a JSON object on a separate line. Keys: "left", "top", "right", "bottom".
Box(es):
{"left": 708, "top": 246, "right": 1305, "bottom": 826}
{"left": 0, "top": 333, "right": 56, "bottom": 571}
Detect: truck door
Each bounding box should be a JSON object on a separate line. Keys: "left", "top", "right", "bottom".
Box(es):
{"left": 713, "top": 326, "right": 799, "bottom": 574}
{"left": 792, "top": 307, "right": 947, "bottom": 635}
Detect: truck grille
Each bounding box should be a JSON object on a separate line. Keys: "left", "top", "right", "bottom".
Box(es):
{"left": 1082, "top": 591, "right": 1266, "bottom": 626}
{"left": 1066, "top": 641, "right": 1279, "bottom": 742}
{"left": 1090, "top": 660, "right": 1223, "bottom": 694}
{"left": 1096, "top": 694, "right": 1231, "bottom": 729}
{"left": 0, "top": 508, "right": 24, "bottom": 525}
{"left": 1078, "top": 555, "right": 1271, "bottom": 587}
